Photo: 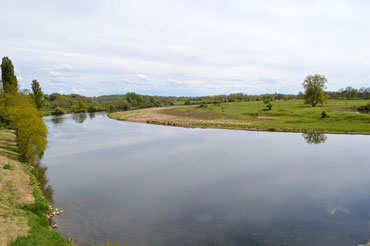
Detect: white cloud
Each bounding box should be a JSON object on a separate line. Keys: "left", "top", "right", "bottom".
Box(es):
{"left": 49, "top": 71, "right": 64, "bottom": 77}
{"left": 1, "top": 0, "right": 370, "bottom": 96}
{"left": 138, "top": 74, "right": 149, "bottom": 80}
{"left": 54, "top": 64, "right": 76, "bottom": 71}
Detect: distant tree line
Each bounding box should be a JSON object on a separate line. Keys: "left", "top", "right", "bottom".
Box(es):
{"left": 325, "top": 86, "right": 370, "bottom": 100}
{"left": 43, "top": 92, "right": 176, "bottom": 113}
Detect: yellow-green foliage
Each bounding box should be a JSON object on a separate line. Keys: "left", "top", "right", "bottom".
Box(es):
{"left": 1, "top": 93, "right": 48, "bottom": 163}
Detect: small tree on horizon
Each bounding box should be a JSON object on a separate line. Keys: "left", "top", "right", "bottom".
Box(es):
{"left": 302, "top": 74, "right": 327, "bottom": 107}
{"left": 1, "top": 57, "right": 18, "bottom": 94}
{"left": 263, "top": 98, "right": 273, "bottom": 110}
{"left": 31, "top": 79, "right": 44, "bottom": 109}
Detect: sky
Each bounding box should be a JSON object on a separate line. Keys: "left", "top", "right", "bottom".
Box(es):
{"left": 1, "top": 0, "right": 370, "bottom": 96}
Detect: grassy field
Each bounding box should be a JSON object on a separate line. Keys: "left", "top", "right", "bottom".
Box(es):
{"left": 111, "top": 100, "right": 370, "bottom": 134}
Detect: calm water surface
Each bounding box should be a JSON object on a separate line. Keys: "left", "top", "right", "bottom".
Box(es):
{"left": 43, "top": 112, "right": 370, "bottom": 246}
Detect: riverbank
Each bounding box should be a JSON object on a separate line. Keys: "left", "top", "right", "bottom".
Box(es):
{"left": 109, "top": 100, "right": 370, "bottom": 134}
{"left": 0, "top": 128, "right": 72, "bottom": 246}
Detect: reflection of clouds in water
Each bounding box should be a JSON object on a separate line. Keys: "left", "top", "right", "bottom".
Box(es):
{"left": 326, "top": 205, "right": 351, "bottom": 215}
{"left": 46, "top": 130, "right": 186, "bottom": 160}
{"left": 193, "top": 213, "right": 213, "bottom": 222}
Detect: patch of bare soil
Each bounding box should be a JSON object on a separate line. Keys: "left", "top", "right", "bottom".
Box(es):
{"left": 255, "top": 116, "right": 279, "bottom": 120}
{"left": 110, "top": 107, "right": 370, "bottom": 135}
{"left": 331, "top": 107, "right": 356, "bottom": 112}
{"left": 111, "top": 106, "right": 253, "bottom": 127}
{"left": 0, "top": 129, "right": 34, "bottom": 245}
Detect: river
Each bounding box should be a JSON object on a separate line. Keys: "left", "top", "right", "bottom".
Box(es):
{"left": 43, "top": 112, "right": 370, "bottom": 246}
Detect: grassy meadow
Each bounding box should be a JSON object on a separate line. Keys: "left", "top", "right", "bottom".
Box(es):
{"left": 170, "top": 100, "right": 370, "bottom": 133}
{"left": 112, "top": 99, "right": 370, "bottom": 134}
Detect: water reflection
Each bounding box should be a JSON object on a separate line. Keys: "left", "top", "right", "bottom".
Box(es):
{"left": 72, "top": 113, "right": 87, "bottom": 124}
{"left": 88, "top": 112, "right": 95, "bottom": 120}
{"left": 302, "top": 132, "right": 327, "bottom": 144}
{"left": 51, "top": 116, "right": 65, "bottom": 126}
{"left": 42, "top": 113, "right": 370, "bottom": 246}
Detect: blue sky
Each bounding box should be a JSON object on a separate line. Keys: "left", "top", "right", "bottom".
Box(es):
{"left": 1, "top": 0, "right": 370, "bottom": 96}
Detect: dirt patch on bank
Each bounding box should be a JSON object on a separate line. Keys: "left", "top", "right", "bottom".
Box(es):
{"left": 110, "top": 106, "right": 253, "bottom": 127}
{"left": 256, "top": 116, "right": 279, "bottom": 120}
{"left": 110, "top": 106, "right": 370, "bottom": 135}
{"left": 331, "top": 107, "right": 356, "bottom": 112}
{"left": 0, "top": 129, "right": 34, "bottom": 245}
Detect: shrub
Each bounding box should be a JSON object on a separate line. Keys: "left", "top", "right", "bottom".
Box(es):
{"left": 198, "top": 103, "right": 208, "bottom": 108}
{"left": 87, "top": 105, "right": 98, "bottom": 112}
{"left": 358, "top": 102, "right": 370, "bottom": 113}
{"left": 263, "top": 99, "right": 273, "bottom": 110}
{"left": 53, "top": 106, "right": 65, "bottom": 115}
{"left": 321, "top": 111, "right": 329, "bottom": 118}
{"left": 24, "top": 189, "right": 50, "bottom": 217}
{"left": 3, "top": 163, "right": 11, "bottom": 169}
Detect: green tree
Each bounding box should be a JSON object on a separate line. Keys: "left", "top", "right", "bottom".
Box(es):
{"left": 53, "top": 106, "right": 65, "bottom": 115}
{"left": 263, "top": 98, "right": 273, "bottom": 110}
{"left": 302, "top": 74, "right": 327, "bottom": 107}
{"left": 31, "top": 79, "right": 44, "bottom": 109}
{"left": 5, "top": 93, "right": 48, "bottom": 163}
{"left": 1, "top": 57, "right": 18, "bottom": 94}
{"left": 78, "top": 101, "right": 87, "bottom": 112}
{"left": 344, "top": 86, "right": 358, "bottom": 99}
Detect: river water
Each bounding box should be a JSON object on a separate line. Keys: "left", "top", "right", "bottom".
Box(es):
{"left": 43, "top": 112, "right": 370, "bottom": 246}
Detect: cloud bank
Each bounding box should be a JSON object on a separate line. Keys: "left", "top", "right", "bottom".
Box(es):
{"left": 1, "top": 0, "right": 370, "bottom": 96}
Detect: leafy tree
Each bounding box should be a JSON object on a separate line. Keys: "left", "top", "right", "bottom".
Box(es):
{"left": 53, "top": 106, "right": 65, "bottom": 115}
{"left": 5, "top": 93, "right": 48, "bottom": 163}
{"left": 263, "top": 98, "right": 273, "bottom": 110}
{"left": 302, "top": 74, "right": 327, "bottom": 107}
{"left": 1, "top": 57, "right": 18, "bottom": 93}
{"left": 344, "top": 86, "right": 358, "bottom": 99}
{"left": 87, "top": 105, "right": 97, "bottom": 112}
{"left": 78, "top": 101, "right": 87, "bottom": 112}
{"left": 31, "top": 79, "right": 44, "bottom": 109}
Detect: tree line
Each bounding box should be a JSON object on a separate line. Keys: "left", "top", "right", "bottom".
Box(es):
{"left": 0, "top": 57, "right": 48, "bottom": 164}
{"left": 1, "top": 57, "right": 369, "bottom": 118}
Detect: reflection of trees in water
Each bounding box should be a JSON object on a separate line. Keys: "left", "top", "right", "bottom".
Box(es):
{"left": 33, "top": 161, "right": 54, "bottom": 204}
{"left": 302, "top": 132, "right": 327, "bottom": 144}
{"left": 72, "top": 113, "right": 87, "bottom": 124}
{"left": 88, "top": 112, "right": 95, "bottom": 119}
{"left": 51, "top": 116, "right": 65, "bottom": 126}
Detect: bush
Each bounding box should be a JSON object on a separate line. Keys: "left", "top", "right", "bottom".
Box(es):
{"left": 321, "top": 111, "right": 329, "bottom": 118}
{"left": 87, "top": 105, "right": 98, "bottom": 112}
{"left": 3, "top": 163, "right": 11, "bottom": 169}
{"left": 53, "top": 106, "right": 65, "bottom": 115}
{"left": 24, "top": 189, "right": 50, "bottom": 217}
{"left": 263, "top": 99, "right": 273, "bottom": 110}
{"left": 198, "top": 103, "right": 208, "bottom": 108}
{"left": 358, "top": 102, "right": 370, "bottom": 113}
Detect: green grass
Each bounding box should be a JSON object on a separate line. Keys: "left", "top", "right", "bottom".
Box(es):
{"left": 8, "top": 179, "right": 71, "bottom": 246}
{"left": 171, "top": 100, "right": 370, "bottom": 133}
